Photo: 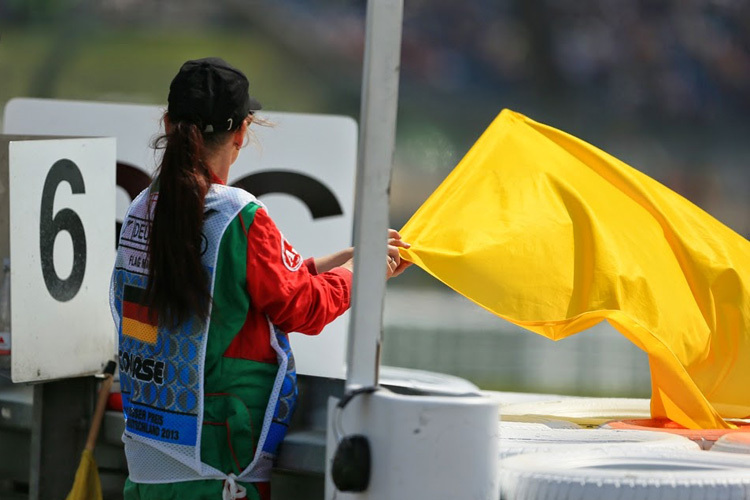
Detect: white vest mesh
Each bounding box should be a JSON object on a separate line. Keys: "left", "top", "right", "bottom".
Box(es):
{"left": 110, "top": 185, "right": 292, "bottom": 486}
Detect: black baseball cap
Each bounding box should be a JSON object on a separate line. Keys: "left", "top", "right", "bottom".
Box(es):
{"left": 167, "top": 57, "right": 262, "bottom": 133}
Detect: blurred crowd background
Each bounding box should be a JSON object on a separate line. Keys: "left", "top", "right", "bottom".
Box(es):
{"left": 2, "top": 0, "right": 750, "bottom": 397}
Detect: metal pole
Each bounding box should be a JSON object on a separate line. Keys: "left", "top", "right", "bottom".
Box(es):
{"left": 29, "top": 377, "right": 95, "bottom": 499}
{"left": 345, "top": 0, "right": 403, "bottom": 391}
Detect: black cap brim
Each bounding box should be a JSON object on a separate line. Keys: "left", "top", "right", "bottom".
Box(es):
{"left": 249, "top": 96, "right": 262, "bottom": 112}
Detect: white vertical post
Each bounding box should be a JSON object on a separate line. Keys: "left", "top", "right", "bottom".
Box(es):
{"left": 346, "top": 0, "right": 403, "bottom": 391}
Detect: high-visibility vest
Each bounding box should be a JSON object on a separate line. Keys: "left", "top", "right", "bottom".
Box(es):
{"left": 110, "top": 184, "right": 297, "bottom": 489}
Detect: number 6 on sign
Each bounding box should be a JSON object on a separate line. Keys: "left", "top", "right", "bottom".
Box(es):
{"left": 39, "top": 159, "right": 87, "bottom": 302}
{"left": 6, "top": 137, "right": 116, "bottom": 382}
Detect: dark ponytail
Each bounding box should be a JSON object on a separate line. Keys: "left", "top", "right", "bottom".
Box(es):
{"left": 146, "top": 119, "right": 213, "bottom": 327}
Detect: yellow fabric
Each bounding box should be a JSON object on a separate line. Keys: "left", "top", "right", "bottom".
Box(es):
{"left": 399, "top": 109, "right": 750, "bottom": 430}
{"left": 66, "top": 449, "right": 102, "bottom": 500}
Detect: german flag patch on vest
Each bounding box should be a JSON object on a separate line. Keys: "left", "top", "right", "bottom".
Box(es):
{"left": 122, "top": 284, "right": 158, "bottom": 344}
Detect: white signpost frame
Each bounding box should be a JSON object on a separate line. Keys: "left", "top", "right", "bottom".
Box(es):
{"left": 2, "top": 136, "right": 116, "bottom": 383}
{"left": 4, "top": 98, "right": 356, "bottom": 379}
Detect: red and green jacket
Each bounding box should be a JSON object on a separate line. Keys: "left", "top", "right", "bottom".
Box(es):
{"left": 111, "top": 179, "right": 351, "bottom": 499}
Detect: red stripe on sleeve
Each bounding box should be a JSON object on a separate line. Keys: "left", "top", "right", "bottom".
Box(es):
{"left": 304, "top": 257, "right": 318, "bottom": 276}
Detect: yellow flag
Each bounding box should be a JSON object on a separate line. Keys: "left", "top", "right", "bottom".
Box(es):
{"left": 399, "top": 109, "right": 750, "bottom": 429}
{"left": 66, "top": 449, "right": 102, "bottom": 500}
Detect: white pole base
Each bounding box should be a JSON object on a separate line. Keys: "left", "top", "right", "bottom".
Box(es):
{"left": 325, "top": 389, "right": 500, "bottom": 499}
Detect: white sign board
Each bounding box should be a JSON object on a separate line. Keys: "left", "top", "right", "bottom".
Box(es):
{"left": 8, "top": 137, "right": 116, "bottom": 382}
{"left": 4, "top": 98, "right": 356, "bottom": 379}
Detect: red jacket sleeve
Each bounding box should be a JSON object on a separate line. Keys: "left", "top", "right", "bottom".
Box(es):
{"left": 245, "top": 208, "right": 352, "bottom": 335}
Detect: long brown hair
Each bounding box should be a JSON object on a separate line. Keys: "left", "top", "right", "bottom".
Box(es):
{"left": 146, "top": 116, "right": 232, "bottom": 327}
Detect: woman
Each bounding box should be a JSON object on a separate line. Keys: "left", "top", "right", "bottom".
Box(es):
{"left": 110, "top": 57, "right": 408, "bottom": 500}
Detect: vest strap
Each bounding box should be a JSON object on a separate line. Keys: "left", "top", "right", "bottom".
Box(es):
{"left": 222, "top": 474, "right": 247, "bottom": 500}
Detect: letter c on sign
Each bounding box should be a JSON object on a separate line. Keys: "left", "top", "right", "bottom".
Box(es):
{"left": 232, "top": 171, "right": 343, "bottom": 219}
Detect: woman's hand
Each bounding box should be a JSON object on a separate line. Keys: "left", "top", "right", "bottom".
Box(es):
{"left": 387, "top": 229, "right": 411, "bottom": 279}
